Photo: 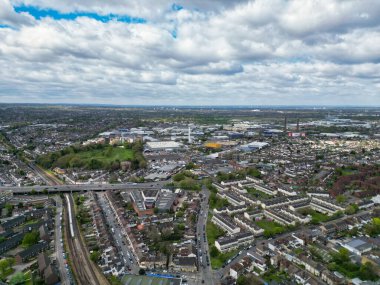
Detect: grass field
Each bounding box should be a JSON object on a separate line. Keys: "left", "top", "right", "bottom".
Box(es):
{"left": 211, "top": 250, "right": 238, "bottom": 269}
{"left": 53, "top": 146, "right": 134, "bottom": 169}
{"left": 209, "top": 192, "right": 230, "bottom": 209}
{"left": 255, "top": 219, "right": 286, "bottom": 237}
{"left": 206, "top": 219, "right": 225, "bottom": 246}
{"left": 298, "top": 208, "right": 330, "bottom": 224}
{"left": 71, "top": 147, "right": 133, "bottom": 163}
{"left": 246, "top": 187, "right": 272, "bottom": 199}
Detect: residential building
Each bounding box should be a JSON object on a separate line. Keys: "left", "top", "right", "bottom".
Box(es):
{"left": 211, "top": 213, "right": 240, "bottom": 235}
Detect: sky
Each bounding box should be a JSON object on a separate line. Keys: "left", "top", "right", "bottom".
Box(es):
{"left": 0, "top": 0, "right": 380, "bottom": 106}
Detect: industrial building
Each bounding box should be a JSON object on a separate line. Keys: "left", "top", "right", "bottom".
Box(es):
{"left": 239, "top": 141, "right": 269, "bottom": 152}
{"left": 145, "top": 141, "right": 183, "bottom": 151}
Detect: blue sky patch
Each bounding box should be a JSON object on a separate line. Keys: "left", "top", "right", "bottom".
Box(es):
{"left": 14, "top": 5, "right": 146, "bottom": 23}
{"left": 171, "top": 4, "right": 183, "bottom": 11}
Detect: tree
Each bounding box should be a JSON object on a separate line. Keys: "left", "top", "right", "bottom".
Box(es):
{"left": 364, "top": 218, "right": 380, "bottom": 237}
{"left": 22, "top": 231, "right": 39, "bottom": 248}
{"left": 87, "top": 158, "right": 102, "bottom": 170}
{"left": 336, "top": 195, "right": 347, "bottom": 204}
{"left": 109, "top": 276, "right": 122, "bottom": 285}
{"left": 345, "top": 204, "right": 359, "bottom": 215}
{"left": 237, "top": 275, "right": 261, "bottom": 285}
{"left": 0, "top": 258, "right": 14, "bottom": 276}
{"left": 359, "top": 262, "right": 378, "bottom": 281}
{"left": 9, "top": 272, "right": 25, "bottom": 285}
{"left": 138, "top": 268, "right": 146, "bottom": 275}
{"left": 90, "top": 251, "right": 101, "bottom": 262}
{"left": 210, "top": 246, "right": 219, "bottom": 258}
{"left": 5, "top": 204, "right": 14, "bottom": 217}
{"left": 185, "top": 162, "right": 195, "bottom": 170}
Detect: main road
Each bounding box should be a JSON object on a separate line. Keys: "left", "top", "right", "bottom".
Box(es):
{"left": 97, "top": 192, "right": 140, "bottom": 274}
{"left": 194, "top": 186, "right": 214, "bottom": 285}
{"left": 0, "top": 181, "right": 168, "bottom": 194}
{"left": 53, "top": 196, "right": 71, "bottom": 285}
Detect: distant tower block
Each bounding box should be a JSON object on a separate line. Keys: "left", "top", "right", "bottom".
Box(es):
{"left": 188, "top": 125, "right": 192, "bottom": 144}
{"left": 284, "top": 116, "right": 287, "bottom": 132}
{"left": 296, "top": 118, "right": 300, "bottom": 131}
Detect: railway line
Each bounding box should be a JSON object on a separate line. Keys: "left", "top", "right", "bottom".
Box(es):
{"left": 64, "top": 194, "right": 103, "bottom": 285}
{"left": 28, "top": 162, "right": 62, "bottom": 186}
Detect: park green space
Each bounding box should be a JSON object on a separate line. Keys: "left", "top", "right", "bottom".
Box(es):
{"left": 245, "top": 188, "right": 271, "bottom": 199}
{"left": 206, "top": 219, "right": 238, "bottom": 269}
{"left": 37, "top": 143, "right": 140, "bottom": 170}
{"left": 210, "top": 249, "right": 238, "bottom": 269}
{"left": 255, "top": 220, "right": 286, "bottom": 237}
{"left": 65, "top": 147, "right": 133, "bottom": 164}
{"left": 298, "top": 208, "right": 330, "bottom": 224}
{"left": 206, "top": 220, "right": 225, "bottom": 246}
{"left": 209, "top": 192, "right": 229, "bottom": 209}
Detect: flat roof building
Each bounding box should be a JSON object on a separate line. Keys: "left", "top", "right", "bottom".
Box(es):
{"left": 146, "top": 141, "right": 183, "bottom": 151}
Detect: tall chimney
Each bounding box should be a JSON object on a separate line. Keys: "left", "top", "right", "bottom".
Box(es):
{"left": 284, "top": 116, "right": 287, "bottom": 132}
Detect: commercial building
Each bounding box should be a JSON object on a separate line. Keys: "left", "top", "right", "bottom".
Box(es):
{"left": 342, "top": 239, "right": 373, "bottom": 256}
{"left": 156, "top": 189, "right": 177, "bottom": 212}
{"left": 130, "top": 190, "right": 154, "bottom": 216}
{"left": 239, "top": 141, "right": 269, "bottom": 152}
{"left": 122, "top": 275, "right": 182, "bottom": 285}
{"left": 141, "top": 190, "right": 159, "bottom": 208}
{"left": 146, "top": 141, "right": 183, "bottom": 151}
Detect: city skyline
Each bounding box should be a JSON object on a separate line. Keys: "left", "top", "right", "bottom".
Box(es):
{"left": 1, "top": 0, "right": 380, "bottom": 105}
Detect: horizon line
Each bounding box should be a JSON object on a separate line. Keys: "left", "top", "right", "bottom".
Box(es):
{"left": 1, "top": 102, "right": 380, "bottom": 108}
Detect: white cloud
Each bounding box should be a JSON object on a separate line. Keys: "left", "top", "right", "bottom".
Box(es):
{"left": 0, "top": 0, "right": 34, "bottom": 26}
{"left": 0, "top": 0, "right": 380, "bottom": 105}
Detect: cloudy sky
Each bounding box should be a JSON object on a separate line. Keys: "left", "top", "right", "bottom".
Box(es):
{"left": 0, "top": 0, "right": 380, "bottom": 106}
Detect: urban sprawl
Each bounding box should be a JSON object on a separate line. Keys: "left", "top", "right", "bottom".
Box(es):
{"left": 0, "top": 105, "right": 380, "bottom": 285}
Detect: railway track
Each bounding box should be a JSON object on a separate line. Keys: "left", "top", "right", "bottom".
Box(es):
{"left": 64, "top": 194, "right": 102, "bottom": 285}
{"left": 28, "top": 162, "right": 62, "bottom": 185}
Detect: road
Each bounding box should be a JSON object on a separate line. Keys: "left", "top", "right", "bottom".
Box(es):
{"left": 194, "top": 186, "right": 214, "bottom": 285}
{"left": 97, "top": 192, "right": 139, "bottom": 274}
{"left": 0, "top": 181, "right": 168, "bottom": 194}
{"left": 103, "top": 191, "right": 141, "bottom": 267}
{"left": 64, "top": 194, "right": 107, "bottom": 285}
{"left": 53, "top": 196, "right": 71, "bottom": 285}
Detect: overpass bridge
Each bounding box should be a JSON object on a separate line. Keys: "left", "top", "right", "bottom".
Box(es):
{"left": 0, "top": 181, "right": 168, "bottom": 194}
